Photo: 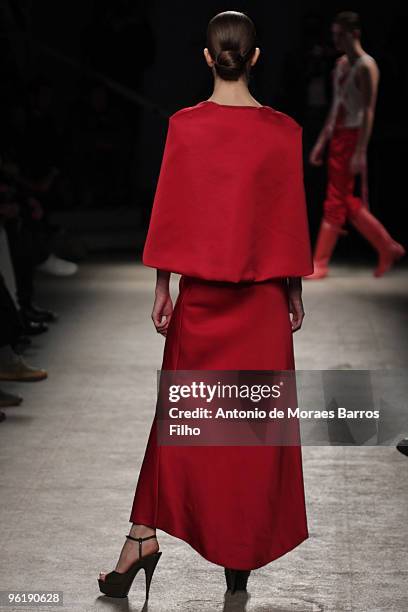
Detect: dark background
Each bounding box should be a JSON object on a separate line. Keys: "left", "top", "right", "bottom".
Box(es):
{"left": 1, "top": 0, "right": 407, "bottom": 260}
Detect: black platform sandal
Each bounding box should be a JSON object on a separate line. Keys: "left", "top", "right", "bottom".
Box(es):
{"left": 98, "top": 534, "right": 162, "bottom": 599}
{"left": 224, "top": 567, "right": 251, "bottom": 594}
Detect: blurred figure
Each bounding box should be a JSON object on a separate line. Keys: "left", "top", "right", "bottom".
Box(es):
{"left": 305, "top": 11, "right": 405, "bottom": 280}
{"left": 0, "top": 273, "right": 48, "bottom": 422}
{"left": 0, "top": 152, "right": 57, "bottom": 331}
{"left": 17, "top": 77, "right": 78, "bottom": 276}
{"left": 0, "top": 275, "right": 47, "bottom": 382}
{"left": 1, "top": 157, "right": 49, "bottom": 418}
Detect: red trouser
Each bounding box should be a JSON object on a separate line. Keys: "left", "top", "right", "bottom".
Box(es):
{"left": 323, "top": 126, "right": 365, "bottom": 227}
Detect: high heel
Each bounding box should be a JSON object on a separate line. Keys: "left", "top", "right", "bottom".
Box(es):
{"left": 98, "top": 534, "right": 162, "bottom": 599}
{"left": 224, "top": 567, "right": 251, "bottom": 594}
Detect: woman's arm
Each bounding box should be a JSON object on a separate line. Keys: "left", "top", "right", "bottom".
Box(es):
{"left": 151, "top": 269, "right": 173, "bottom": 337}
{"left": 350, "top": 61, "right": 380, "bottom": 175}
{"left": 287, "top": 276, "right": 305, "bottom": 332}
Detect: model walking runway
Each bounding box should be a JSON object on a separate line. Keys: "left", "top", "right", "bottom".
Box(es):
{"left": 306, "top": 13, "right": 405, "bottom": 279}
{"left": 98, "top": 10, "right": 314, "bottom": 599}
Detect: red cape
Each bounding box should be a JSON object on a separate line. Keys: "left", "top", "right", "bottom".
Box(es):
{"left": 142, "top": 101, "right": 314, "bottom": 282}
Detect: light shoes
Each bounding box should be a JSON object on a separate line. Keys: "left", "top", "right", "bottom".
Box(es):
{"left": 36, "top": 253, "right": 78, "bottom": 276}
{"left": 0, "top": 354, "right": 48, "bottom": 382}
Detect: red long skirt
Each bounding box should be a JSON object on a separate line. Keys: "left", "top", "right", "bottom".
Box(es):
{"left": 129, "top": 275, "right": 309, "bottom": 570}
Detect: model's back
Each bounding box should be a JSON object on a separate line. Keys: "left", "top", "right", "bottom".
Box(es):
{"left": 98, "top": 10, "right": 313, "bottom": 599}
{"left": 172, "top": 99, "right": 300, "bottom": 152}
{"left": 142, "top": 99, "right": 313, "bottom": 282}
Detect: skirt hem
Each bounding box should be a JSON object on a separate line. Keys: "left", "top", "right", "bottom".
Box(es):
{"left": 129, "top": 515, "right": 309, "bottom": 570}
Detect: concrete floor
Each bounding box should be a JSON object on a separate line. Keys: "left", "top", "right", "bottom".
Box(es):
{"left": 0, "top": 256, "right": 407, "bottom": 612}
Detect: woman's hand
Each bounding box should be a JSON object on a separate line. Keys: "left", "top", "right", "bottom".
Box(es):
{"left": 151, "top": 290, "right": 173, "bottom": 336}
{"left": 287, "top": 277, "right": 305, "bottom": 332}
{"left": 152, "top": 270, "right": 172, "bottom": 336}
{"left": 309, "top": 142, "right": 325, "bottom": 166}
{"left": 349, "top": 148, "right": 366, "bottom": 175}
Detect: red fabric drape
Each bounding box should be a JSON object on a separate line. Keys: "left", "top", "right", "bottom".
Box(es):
{"left": 130, "top": 275, "right": 309, "bottom": 569}
{"left": 142, "top": 101, "right": 314, "bottom": 282}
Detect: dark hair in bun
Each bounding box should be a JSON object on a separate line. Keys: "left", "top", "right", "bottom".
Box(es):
{"left": 207, "top": 11, "right": 257, "bottom": 82}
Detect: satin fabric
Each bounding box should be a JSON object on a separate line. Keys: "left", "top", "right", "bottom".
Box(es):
{"left": 129, "top": 275, "right": 309, "bottom": 570}
{"left": 142, "top": 101, "right": 314, "bottom": 282}
{"left": 323, "top": 126, "right": 365, "bottom": 227}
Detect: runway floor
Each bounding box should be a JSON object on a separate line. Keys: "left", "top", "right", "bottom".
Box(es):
{"left": 0, "top": 254, "right": 407, "bottom": 612}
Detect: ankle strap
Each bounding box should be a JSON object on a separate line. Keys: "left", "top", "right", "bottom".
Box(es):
{"left": 126, "top": 534, "right": 157, "bottom": 558}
